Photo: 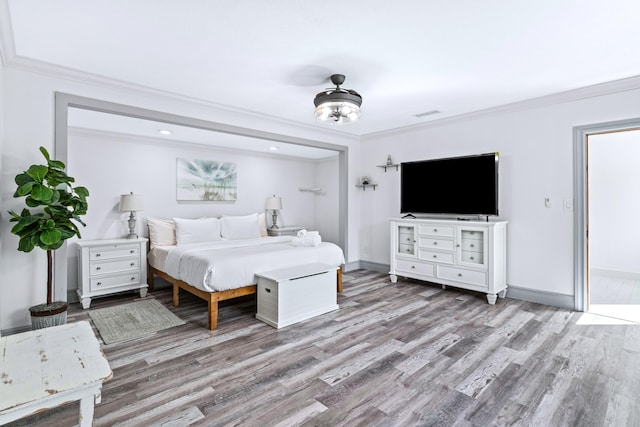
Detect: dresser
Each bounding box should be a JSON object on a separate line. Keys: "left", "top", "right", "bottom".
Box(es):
{"left": 390, "top": 218, "right": 507, "bottom": 304}
{"left": 76, "top": 238, "right": 148, "bottom": 309}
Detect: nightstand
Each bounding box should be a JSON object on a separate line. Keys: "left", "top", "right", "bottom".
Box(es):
{"left": 267, "top": 226, "right": 306, "bottom": 237}
{"left": 76, "top": 238, "right": 148, "bottom": 309}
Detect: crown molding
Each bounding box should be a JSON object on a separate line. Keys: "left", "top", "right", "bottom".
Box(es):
{"left": 0, "top": 0, "right": 15, "bottom": 67}
{"left": 1, "top": 50, "right": 358, "bottom": 144}
{"left": 363, "top": 74, "right": 640, "bottom": 140}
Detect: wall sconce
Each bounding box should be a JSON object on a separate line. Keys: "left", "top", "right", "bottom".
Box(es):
{"left": 264, "top": 195, "right": 283, "bottom": 229}
{"left": 119, "top": 192, "right": 144, "bottom": 239}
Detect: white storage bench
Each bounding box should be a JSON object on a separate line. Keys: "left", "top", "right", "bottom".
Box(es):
{"left": 255, "top": 263, "right": 339, "bottom": 329}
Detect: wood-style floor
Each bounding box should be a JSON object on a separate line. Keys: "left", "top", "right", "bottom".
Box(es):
{"left": 7, "top": 270, "right": 640, "bottom": 426}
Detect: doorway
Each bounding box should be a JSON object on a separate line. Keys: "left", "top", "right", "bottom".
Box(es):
{"left": 574, "top": 119, "right": 640, "bottom": 323}
{"left": 587, "top": 129, "right": 640, "bottom": 323}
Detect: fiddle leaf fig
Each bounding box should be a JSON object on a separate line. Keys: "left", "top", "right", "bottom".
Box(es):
{"left": 9, "top": 146, "right": 90, "bottom": 305}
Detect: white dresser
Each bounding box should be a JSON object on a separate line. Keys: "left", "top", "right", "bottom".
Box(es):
{"left": 390, "top": 218, "right": 507, "bottom": 304}
{"left": 76, "top": 238, "right": 148, "bottom": 309}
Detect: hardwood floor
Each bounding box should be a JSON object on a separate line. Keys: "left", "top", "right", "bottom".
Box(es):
{"left": 7, "top": 270, "right": 640, "bottom": 426}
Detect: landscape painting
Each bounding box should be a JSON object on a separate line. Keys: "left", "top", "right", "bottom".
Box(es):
{"left": 176, "top": 158, "right": 237, "bottom": 201}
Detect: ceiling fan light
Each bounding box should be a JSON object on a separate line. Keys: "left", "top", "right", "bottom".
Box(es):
{"left": 313, "top": 74, "right": 362, "bottom": 124}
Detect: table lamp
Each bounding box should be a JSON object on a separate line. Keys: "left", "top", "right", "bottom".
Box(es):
{"left": 264, "top": 195, "right": 283, "bottom": 229}
{"left": 119, "top": 192, "right": 144, "bottom": 239}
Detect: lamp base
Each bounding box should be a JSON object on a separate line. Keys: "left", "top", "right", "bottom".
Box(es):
{"left": 271, "top": 210, "right": 279, "bottom": 229}
{"left": 126, "top": 212, "right": 138, "bottom": 239}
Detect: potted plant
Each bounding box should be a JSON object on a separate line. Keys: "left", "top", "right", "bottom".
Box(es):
{"left": 8, "top": 146, "right": 89, "bottom": 329}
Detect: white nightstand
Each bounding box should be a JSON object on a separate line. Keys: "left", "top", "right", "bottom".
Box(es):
{"left": 267, "top": 226, "right": 306, "bottom": 237}
{"left": 76, "top": 238, "right": 148, "bottom": 309}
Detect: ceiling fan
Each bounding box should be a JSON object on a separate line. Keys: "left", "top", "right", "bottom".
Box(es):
{"left": 313, "top": 74, "right": 363, "bottom": 124}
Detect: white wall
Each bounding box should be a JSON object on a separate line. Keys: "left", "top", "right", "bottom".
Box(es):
{"left": 360, "top": 88, "right": 640, "bottom": 296}
{"left": 0, "top": 59, "right": 4, "bottom": 337}
{"left": 313, "top": 157, "right": 340, "bottom": 245}
{"left": 65, "top": 128, "right": 335, "bottom": 293}
{"left": 0, "top": 67, "right": 358, "bottom": 331}
{"left": 588, "top": 130, "right": 640, "bottom": 275}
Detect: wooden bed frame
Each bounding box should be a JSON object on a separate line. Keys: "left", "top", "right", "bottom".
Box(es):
{"left": 148, "top": 264, "right": 343, "bottom": 330}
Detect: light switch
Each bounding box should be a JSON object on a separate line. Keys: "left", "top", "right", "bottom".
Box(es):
{"left": 544, "top": 197, "right": 551, "bottom": 208}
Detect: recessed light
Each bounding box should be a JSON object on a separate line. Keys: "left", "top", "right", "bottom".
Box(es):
{"left": 158, "top": 129, "right": 172, "bottom": 135}
{"left": 269, "top": 146, "right": 279, "bottom": 151}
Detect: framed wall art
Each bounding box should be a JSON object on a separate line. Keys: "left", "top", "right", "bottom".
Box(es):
{"left": 176, "top": 158, "right": 237, "bottom": 201}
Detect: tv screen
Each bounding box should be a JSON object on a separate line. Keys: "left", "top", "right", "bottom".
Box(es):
{"left": 400, "top": 152, "right": 499, "bottom": 216}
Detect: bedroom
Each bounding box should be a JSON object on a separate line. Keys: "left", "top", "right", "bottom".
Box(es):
{"left": 1, "top": 1, "right": 640, "bottom": 425}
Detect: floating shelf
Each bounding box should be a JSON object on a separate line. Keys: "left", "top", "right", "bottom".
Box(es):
{"left": 299, "top": 187, "right": 323, "bottom": 193}
{"left": 376, "top": 164, "right": 400, "bottom": 172}
{"left": 356, "top": 184, "right": 378, "bottom": 191}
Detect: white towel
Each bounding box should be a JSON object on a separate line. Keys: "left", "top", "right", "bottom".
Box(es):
{"left": 292, "top": 234, "right": 322, "bottom": 247}
{"left": 297, "top": 229, "right": 307, "bottom": 238}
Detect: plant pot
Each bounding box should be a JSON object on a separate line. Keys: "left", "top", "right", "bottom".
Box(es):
{"left": 29, "top": 301, "right": 68, "bottom": 329}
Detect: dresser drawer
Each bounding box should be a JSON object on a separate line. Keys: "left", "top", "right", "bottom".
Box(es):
{"left": 90, "top": 244, "right": 139, "bottom": 260}
{"left": 396, "top": 259, "right": 434, "bottom": 277}
{"left": 418, "top": 237, "right": 454, "bottom": 251}
{"left": 90, "top": 258, "right": 140, "bottom": 276}
{"left": 398, "top": 232, "right": 415, "bottom": 244}
{"left": 418, "top": 225, "right": 454, "bottom": 237}
{"left": 438, "top": 265, "right": 486, "bottom": 287}
{"left": 90, "top": 272, "right": 141, "bottom": 291}
{"left": 461, "top": 229, "right": 484, "bottom": 240}
{"left": 461, "top": 250, "right": 484, "bottom": 264}
{"left": 398, "top": 243, "right": 415, "bottom": 255}
{"left": 418, "top": 250, "right": 454, "bottom": 264}
{"left": 461, "top": 240, "right": 482, "bottom": 252}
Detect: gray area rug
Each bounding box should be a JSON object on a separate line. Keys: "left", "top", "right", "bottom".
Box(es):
{"left": 89, "top": 299, "right": 185, "bottom": 344}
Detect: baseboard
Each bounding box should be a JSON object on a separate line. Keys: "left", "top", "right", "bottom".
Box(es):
{"left": 506, "top": 286, "right": 575, "bottom": 310}
{"left": 1, "top": 325, "right": 32, "bottom": 336}
{"left": 351, "top": 260, "right": 575, "bottom": 310}
{"left": 67, "top": 289, "right": 79, "bottom": 303}
{"left": 590, "top": 268, "right": 640, "bottom": 281}
{"left": 343, "top": 260, "right": 389, "bottom": 274}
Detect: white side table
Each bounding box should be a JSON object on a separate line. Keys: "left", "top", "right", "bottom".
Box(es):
{"left": 0, "top": 321, "right": 112, "bottom": 426}
{"left": 267, "top": 226, "right": 306, "bottom": 237}
{"left": 77, "top": 238, "right": 148, "bottom": 309}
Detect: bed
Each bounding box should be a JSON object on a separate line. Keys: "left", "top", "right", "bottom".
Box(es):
{"left": 146, "top": 215, "right": 345, "bottom": 329}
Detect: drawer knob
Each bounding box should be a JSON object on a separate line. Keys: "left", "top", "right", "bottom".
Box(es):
{"left": 411, "top": 265, "right": 415, "bottom": 269}
{"left": 130, "top": 250, "right": 135, "bottom": 254}
{"left": 130, "top": 263, "right": 135, "bottom": 266}
{"left": 457, "top": 273, "right": 462, "bottom": 277}
{"left": 265, "top": 288, "right": 271, "bottom": 293}
{"left": 96, "top": 282, "right": 102, "bottom": 286}
{"left": 131, "top": 277, "right": 135, "bottom": 281}
{"left": 406, "top": 238, "right": 411, "bottom": 242}
{"left": 433, "top": 229, "right": 438, "bottom": 232}
{"left": 96, "top": 267, "right": 101, "bottom": 271}
{"left": 470, "top": 244, "right": 475, "bottom": 248}
{"left": 95, "top": 254, "right": 101, "bottom": 258}
{"left": 433, "top": 255, "right": 437, "bottom": 258}
{"left": 470, "top": 256, "right": 475, "bottom": 260}
{"left": 433, "top": 242, "right": 438, "bottom": 245}
{"left": 456, "top": 244, "right": 461, "bottom": 247}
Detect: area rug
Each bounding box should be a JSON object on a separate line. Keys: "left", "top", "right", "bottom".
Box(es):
{"left": 88, "top": 299, "right": 185, "bottom": 345}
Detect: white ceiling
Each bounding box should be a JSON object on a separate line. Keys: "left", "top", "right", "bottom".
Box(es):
{"left": 4, "top": 1, "right": 640, "bottom": 139}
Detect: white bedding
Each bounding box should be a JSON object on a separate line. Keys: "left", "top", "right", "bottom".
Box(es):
{"left": 161, "top": 236, "right": 345, "bottom": 292}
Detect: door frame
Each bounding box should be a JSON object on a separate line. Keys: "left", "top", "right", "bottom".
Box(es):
{"left": 573, "top": 117, "right": 640, "bottom": 311}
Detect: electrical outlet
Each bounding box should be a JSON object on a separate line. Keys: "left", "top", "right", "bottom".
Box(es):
{"left": 544, "top": 197, "right": 551, "bottom": 208}
{"left": 563, "top": 198, "right": 573, "bottom": 211}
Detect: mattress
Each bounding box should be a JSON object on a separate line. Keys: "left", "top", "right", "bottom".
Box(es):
{"left": 148, "top": 245, "right": 173, "bottom": 271}
{"left": 159, "top": 236, "right": 345, "bottom": 293}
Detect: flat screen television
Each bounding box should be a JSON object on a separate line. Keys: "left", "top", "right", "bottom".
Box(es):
{"left": 400, "top": 152, "right": 499, "bottom": 216}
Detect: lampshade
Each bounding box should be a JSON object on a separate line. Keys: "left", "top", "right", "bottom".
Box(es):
{"left": 314, "top": 74, "right": 362, "bottom": 124}
{"left": 265, "top": 196, "right": 283, "bottom": 211}
{"left": 119, "top": 193, "right": 145, "bottom": 212}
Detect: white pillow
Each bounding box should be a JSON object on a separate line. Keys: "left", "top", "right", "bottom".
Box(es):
{"left": 146, "top": 217, "right": 176, "bottom": 247}
{"left": 221, "top": 214, "right": 261, "bottom": 240}
{"left": 258, "top": 212, "right": 268, "bottom": 237}
{"left": 173, "top": 217, "right": 222, "bottom": 245}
